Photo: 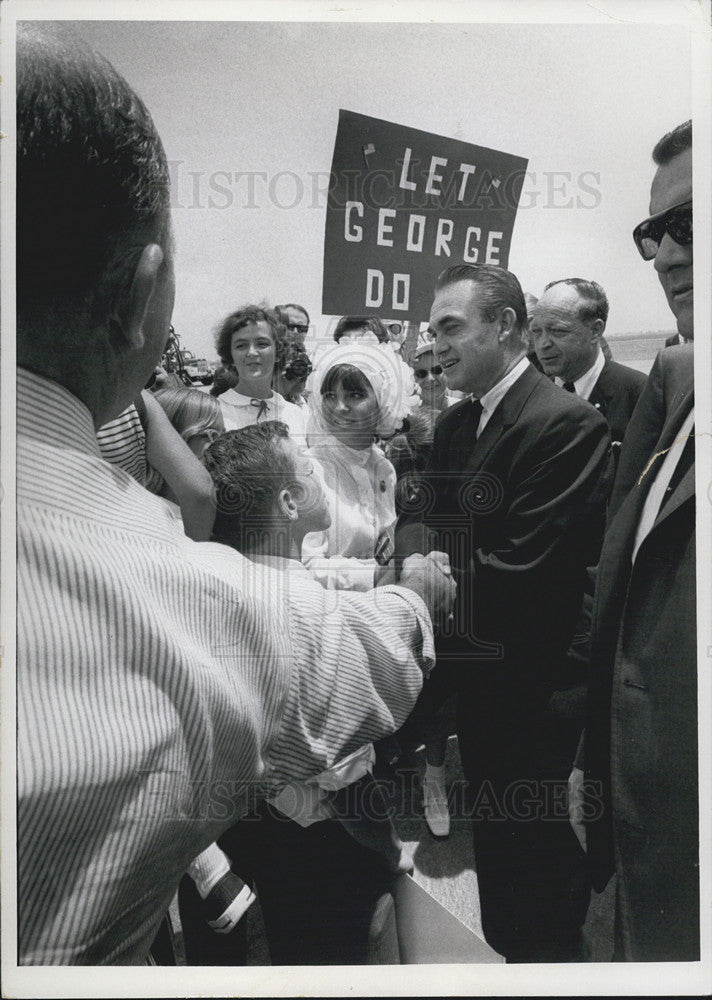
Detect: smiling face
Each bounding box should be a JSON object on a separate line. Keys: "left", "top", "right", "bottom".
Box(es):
{"left": 528, "top": 284, "right": 602, "bottom": 382}
{"left": 650, "top": 147, "right": 693, "bottom": 338}
{"left": 429, "top": 280, "right": 506, "bottom": 397}
{"left": 321, "top": 368, "right": 380, "bottom": 449}
{"left": 412, "top": 349, "right": 447, "bottom": 407}
{"left": 230, "top": 320, "right": 276, "bottom": 395}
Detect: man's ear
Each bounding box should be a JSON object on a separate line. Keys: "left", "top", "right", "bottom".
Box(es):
{"left": 110, "top": 244, "right": 164, "bottom": 350}
{"left": 276, "top": 486, "right": 299, "bottom": 522}
{"left": 498, "top": 306, "right": 517, "bottom": 341}
{"left": 590, "top": 319, "right": 605, "bottom": 344}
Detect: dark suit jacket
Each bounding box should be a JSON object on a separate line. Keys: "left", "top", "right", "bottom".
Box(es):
{"left": 665, "top": 332, "right": 686, "bottom": 348}
{"left": 397, "top": 362, "right": 611, "bottom": 689}
{"left": 588, "top": 359, "right": 646, "bottom": 448}
{"left": 584, "top": 345, "right": 697, "bottom": 960}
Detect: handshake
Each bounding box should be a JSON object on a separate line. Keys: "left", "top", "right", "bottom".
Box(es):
{"left": 394, "top": 551, "right": 457, "bottom": 630}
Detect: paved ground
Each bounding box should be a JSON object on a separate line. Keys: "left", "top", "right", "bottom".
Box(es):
{"left": 242, "top": 734, "right": 615, "bottom": 965}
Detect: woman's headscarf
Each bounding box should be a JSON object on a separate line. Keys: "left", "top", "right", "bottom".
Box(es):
{"left": 307, "top": 341, "right": 419, "bottom": 441}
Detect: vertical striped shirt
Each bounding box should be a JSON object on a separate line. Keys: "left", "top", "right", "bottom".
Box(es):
{"left": 17, "top": 369, "right": 434, "bottom": 964}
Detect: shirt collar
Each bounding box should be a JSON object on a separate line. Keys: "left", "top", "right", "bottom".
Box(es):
{"left": 476, "top": 355, "right": 529, "bottom": 417}
{"left": 18, "top": 368, "right": 102, "bottom": 457}
{"left": 221, "top": 388, "right": 277, "bottom": 407}
{"left": 555, "top": 347, "right": 604, "bottom": 401}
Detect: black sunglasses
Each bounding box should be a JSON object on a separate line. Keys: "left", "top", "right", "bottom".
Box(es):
{"left": 414, "top": 365, "right": 443, "bottom": 379}
{"left": 633, "top": 199, "right": 692, "bottom": 260}
{"left": 287, "top": 323, "right": 309, "bottom": 335}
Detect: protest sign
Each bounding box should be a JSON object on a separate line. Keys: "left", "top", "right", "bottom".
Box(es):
{"left": 322, "top": 109, "right": 528, "bottom": 322}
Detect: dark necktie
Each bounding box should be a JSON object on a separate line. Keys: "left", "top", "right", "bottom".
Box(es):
{"left": 465, "top": 398, "right": 484, "bottom": 437}
{"left": 562, "top": 381, "right": 576, "bottom": 393}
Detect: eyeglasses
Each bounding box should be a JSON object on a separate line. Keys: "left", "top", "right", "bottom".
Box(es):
{"left": 414, "top": 365, "right": 443, "bottom": 379}
{"left": 287, "top": 323, "right": 310, "bottom": 335}
{"left": 633, "top": 199, "right": 692, "bottom": 260}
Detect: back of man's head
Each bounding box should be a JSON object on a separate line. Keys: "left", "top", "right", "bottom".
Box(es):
{"left": 203, "top": 422, "right": 293, "bottom": 550}
{"left": 17, "top": 24, "right": 170, "bottom": 377}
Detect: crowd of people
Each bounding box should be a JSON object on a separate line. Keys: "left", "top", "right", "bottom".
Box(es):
{"left": 16, "top": 21, "right": 698, "bottom": 970}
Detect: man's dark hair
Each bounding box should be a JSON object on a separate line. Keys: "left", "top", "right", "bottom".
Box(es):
{"left": 435, "top": 264, "right": 527, "bottom": 334}
{"left": 544, "top": 278, "right": 610, "bottom": 325}
{"left": 17, "top": 24, "right": 171, "bottom": 360}
{"left": 652, "top": 120, "right": 692, "bottom": 165}
{"left": 333, "top": 316, "right": 389, "bottom": 344}
{"left": 276, "top": 303, "right": 310, "bottom": 325}
{"left": 203, "top": 421, "right": 294, "bottom": 550}
{"left": 215, "top": 305, "right": 286, "bottom": 369}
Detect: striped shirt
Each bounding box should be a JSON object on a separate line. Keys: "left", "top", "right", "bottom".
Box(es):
{"left": 17, "top": 369, "right": 434, "bottom": 965}
{"left": 96, "top": 402, "right": 164, "bottom": 494}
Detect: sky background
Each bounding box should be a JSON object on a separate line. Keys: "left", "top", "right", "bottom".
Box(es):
{"left": 70, "top": 18, "right": 693, "bottom": 361}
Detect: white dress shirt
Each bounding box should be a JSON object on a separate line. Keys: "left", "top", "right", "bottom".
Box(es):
{"left": 554, "top": 347, "right": 605, "bottom": 402}
{"left": 17, "top": 369, "right": 433, "bottom": 964}
{"left": 632, "top": 406, "right": 695, "bottom": 563}
{"left": 475, "top": 355, "right": 530, "bottom": 436}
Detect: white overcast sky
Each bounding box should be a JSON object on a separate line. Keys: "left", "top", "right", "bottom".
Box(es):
{"left": 65, "top": 12, "right": 693, "bottom": 359}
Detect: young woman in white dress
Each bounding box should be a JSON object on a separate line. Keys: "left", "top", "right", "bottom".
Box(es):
{"left": 215, "top": 305, "right": 306, "bottom": 445}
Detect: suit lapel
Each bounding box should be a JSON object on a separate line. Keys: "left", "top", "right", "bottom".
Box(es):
{"left": 463, "top": 364, "right": 543, "bottom": 471}
{"left": 628, "top": 389, "right": 694, "bottom": 537}
{"left": 587, "top": 361, "right": 613, "bottom": 420}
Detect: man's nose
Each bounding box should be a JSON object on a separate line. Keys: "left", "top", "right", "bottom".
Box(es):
{"left": 654, "top": 230, "right": 691, "bottom": 274}
{"left": 434, "top": 334, "right": 448, "bottom": 358}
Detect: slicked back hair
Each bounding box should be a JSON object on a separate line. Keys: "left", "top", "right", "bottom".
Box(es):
{"left": 203, "top": 421, "right": 294, "bottom": 550}
{"left": 17, "top": 24, "right": 171, "bottom": 350}
{"left": 435, "top": 264, "right": 527, "bottom": 335}
{"left": 544, "top": 278, "right": 610, "bottom": 325}
{"left": 652, "top": 120, "right": 692, "bottom": 166}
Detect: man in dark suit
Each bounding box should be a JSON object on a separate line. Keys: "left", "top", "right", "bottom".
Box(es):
{"left": 571, "top": 120, "right": 697, "bottom": 961}
{"left": 396, "top": 263, "right": 611, "bottom": 962}
{"left": 529, "top": 278, "right": 646, "bottom": 452}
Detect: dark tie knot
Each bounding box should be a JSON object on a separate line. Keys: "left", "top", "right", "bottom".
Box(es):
{"left": 562, "top": 382, "right": 576, "bottom": 393}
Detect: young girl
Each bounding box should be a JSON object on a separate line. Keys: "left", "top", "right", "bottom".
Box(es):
{"left": 214, "top": 305, "right": 307, "bottom": 444}
{"left": 303, "top": 341, "right": 418, "bottom": 591}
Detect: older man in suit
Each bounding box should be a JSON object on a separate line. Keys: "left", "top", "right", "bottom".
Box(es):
{"left": 397, "top": 263, "right": 611, "bottom": 962}
{"left": 572, "top": 120, "right": 697, "bottom": 961}
{"left": 529, "top": 279, "right": 646, "bottom": 455}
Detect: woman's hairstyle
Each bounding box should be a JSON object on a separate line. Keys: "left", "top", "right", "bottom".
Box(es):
{"left": 333, "top": 315, "right": 390, "bottom": 344}
{"left": 214, "top": 305, "right": 286, "bottom": 368}
{"left": 153, "top": 386, "right": 224, "bottom": 445}
{"left": 307, "top": 341, "right": 418, "bottom": 441}
{"left": 320, "top": 363, "right": 373, "bottom": 398}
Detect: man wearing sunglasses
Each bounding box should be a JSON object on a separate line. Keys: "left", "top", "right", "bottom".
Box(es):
{"left": 574, "top": 120, "right": 698, "bottom": 961}
{"left": 276, "top": 302, "right": 311, "bottom": 348}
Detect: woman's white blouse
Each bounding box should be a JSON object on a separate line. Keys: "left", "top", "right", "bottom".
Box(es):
{"left": 218, "top": 387, "right": 307, "bottom": 445}
{"left": 302, "top": 436, "right": 397, "bottom": 591}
